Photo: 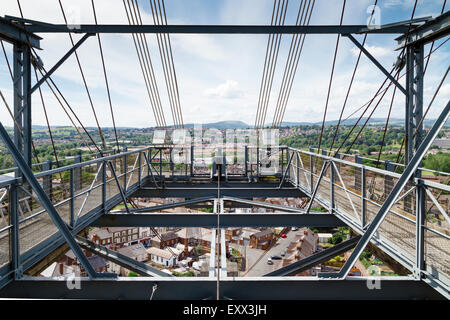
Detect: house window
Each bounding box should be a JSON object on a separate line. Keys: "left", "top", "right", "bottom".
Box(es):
{"left": 142, "top": 232, "right": 147, "bottom": 237}
{"left": 133, "top": 228, "right": 138, "bottom": 234}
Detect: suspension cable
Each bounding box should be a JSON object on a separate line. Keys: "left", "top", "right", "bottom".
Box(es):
{"left": 150, "top": 0, "right": 184, "bottom": 128}
{"left": 123, "top": 0, "right": 167, "bottom": 128}
{"left": 58, "top": 0, "right": 107, "bottom": 150}
{"left": 91, "top": 0, "right": 121, "bottom": 151}
{"left": 328, "top": 0, "right": 378, "bottom": 152}
{"left": 259, "top": 0, "right": 289, "bottom": 129}
{"left": 317, "top": 0, "right": 346, "bottom": 152}
{"left": 273, "top": 0, "right": 315, "bottom": 128}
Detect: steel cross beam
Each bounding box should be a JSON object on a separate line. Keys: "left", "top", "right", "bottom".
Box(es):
{"left": 92, "top": 212, "right": 346, "bottom": 228}
{"left": 19, "top": 23, "right": 415, "bottom": 35}
{"left": 75, "top": 236, "right": 171, "bottom": 277}
{"left": 0, "top": 17, "right": 40, "bottom": 47}
{"left": 1, "top": 277, "right": 444, "bottom": 300}
{"left": 0, "top": 122, "right": 116, "bottom": 280}
{"left": 319, "top": 100, "right": 450, "bottom": 279}
{"left": 344, "top": 34, "right": 407, "bottom": 95}
{"left": 121, "top": 196, "right": 215, "bottom": 213}
{"left": 30, "top": 33, "right": 94, "bottom": 94}
{"left": 396, "top": 11, "right": 450, "bottom": 48}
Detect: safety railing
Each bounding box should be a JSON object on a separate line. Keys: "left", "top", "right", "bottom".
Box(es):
{"left": 285, "top": 146, "right": 450, "bottom": 289}
{"left": 0, "top": 145, "right": 195, "bottom": 272}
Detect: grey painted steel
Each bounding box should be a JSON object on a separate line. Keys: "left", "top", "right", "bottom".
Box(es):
{"left": 92, "top": 212, "right": 346, "bottom": 228}
{"left": 134, "top": 183, "right": 304, "bottom": 198}
{"left": 0, "top": 122, "right": 116, "bottom": 280}
{"left": 306, "top": 161, "right": 329, "bottom": 213}
{"left": 107, "top": 161, "right": 130, "bottom": 214}
{"left": 0, "top": 17, "right": 40, "bottom": 47}
{"left": 405, "top": 43, "right": 424, "bottom": 166}
{"left": 9, "top": 183, "right": 20, "bottom": 278}
{"left": 22, "top": 23, "right": 413, "bottom": 34}
{"left": 278, "top": 152, "right": 294, "bottom": 188}
{"left": 396, "top": 11, "right": 450, "bottom": 47}
{"left": 345, "top": 34, "right": 407, "bottom": 95}
{"left": 13, "top": 43, "right": 32, "bottom": 173}
{"left": 30, "top": 33, "right": 94, "bottom": 94}
{"left": 0, "top": 277, "right": 444, "bottom": 300}
{"left": 319, "top": 100, "right": 450, "bottom": 279}
{"left": 223, "top": 196, "right": 305, "bottom": 212}
{"left": 123, "top": 196, "right": 215, "bottom": 213}
{"left": 75, "top": 236, "right": 171, "bottom": 278}
{"left": 415, "top": 181, "right": 425, "bottom": 279}
{"left": 264, "top": 236, "right": 361, "bottom": 277}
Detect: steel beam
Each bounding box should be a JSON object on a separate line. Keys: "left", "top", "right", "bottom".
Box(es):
{"left": 91, "top": 212, "right": 346, "bottom": 228}
{"left": 319, "top": 100, "right": 450, "bottom": 279}
{"left": 396, "top": 11, "right": 450, "bottom": 47}
{"left": 119, "top": 196, "right": 215, "bottom": 213}
{"left": 0, "top": 277, "right": 444, "bottom": 300}
{"left": 134, "top": 182, "right": 305, "bottom": 198}
{"left": 75, "top": 236, "right": 171, "bottom": 278}
{"left": 20, "top": 23, "right": 415, "bottom": 34}
{"left": 264, "top": 236, "right": 361, "bottom": 277}
{"left": 0, "top": 17, "right": 40, "bottom": 47}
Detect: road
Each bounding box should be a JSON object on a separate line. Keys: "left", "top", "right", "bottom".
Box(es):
{"left": 243, "top": 229, "right": 299, "bottom": 277}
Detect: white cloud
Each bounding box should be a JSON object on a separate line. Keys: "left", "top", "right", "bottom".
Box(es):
{"left": 203, "top": 80, "right": 244, "bottom": 99}
{"left": 351, "top": 45, "right": 393, "bottom": 59}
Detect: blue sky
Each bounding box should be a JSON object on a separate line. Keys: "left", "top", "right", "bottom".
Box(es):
{"left": 0, "top": 0, "right": 449, "bottom": 128}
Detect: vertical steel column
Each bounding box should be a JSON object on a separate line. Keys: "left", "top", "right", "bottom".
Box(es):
{"left": 102, "top": 160, "right": 106, "bottom": 214}
{"left": 415, "top": 180, "right": 425, "bottom": 279}
{"left": 190, "top": 144, "right": 194, "bottom": 177}
{"left": 244, "top": 145, "right": 248, "bottom": 178}
{"left": 361, "top": 166, "right": 366, "bottom": 228}
{"left": 9, "top": 182, "right": 21, "bottom": 278}
{"left": 42, "top": 161, "right": 52, "bottom": 201}
{"left": 13, "top": 44, "right": 32, "bottom": 176}
{"left": 123, "top": 146, "right": 127, "bottom": 193}
{"left": 309, "top": 147, "right": 314, "bottom": 194}
{"left": 69, "top": 168, "right": 74, "bottom": 227}
{"left": 138, "top": 151, "right": 142, "bottom": 187}
{"left": 330, "top": 160, "right": 335, "bottom": 214}
{"left": 74, "top": 153, "right": 82, "bottom": 191}
{"left": 405, "top": 43, "right": 424, "bottom": 168}
{"left": 354, "top": 155, "right": 362, "bottom": 190}
{"left": 296, "top": 152, "right": 300, "bottom": 187}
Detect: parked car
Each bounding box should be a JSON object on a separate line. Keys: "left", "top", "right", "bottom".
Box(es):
{"left": 271, "top": 255, "right": 282, "bottom": 260}
{"left": 267, "top": 258, "right": 273, "bottom": 265}
{"left": 280, "top": 234, "right": 287, "bottom": 238}
{"left": 292, "top": 227, "right": 298, "bottom": 231}
{"left": 281, "top": 250, "right": 286, "bottom": 257}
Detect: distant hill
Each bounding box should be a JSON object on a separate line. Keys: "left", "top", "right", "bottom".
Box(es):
{"left": 29, "top": 117, "right": 449, "bottom": 130}
{"left": 277, "top": 117, "right": 450, "bottom": 128}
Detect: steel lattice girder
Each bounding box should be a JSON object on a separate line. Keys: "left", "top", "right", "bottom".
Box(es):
{"left": 0, "top": 276, "right": 444, "bottom": 300}
{"left": 92, "top": 212, "right": 346, "bottom": 228}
